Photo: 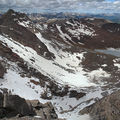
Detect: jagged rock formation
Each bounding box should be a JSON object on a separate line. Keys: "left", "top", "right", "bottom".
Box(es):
{"left": 0, "top": 91, "right": 62, "bottom": 120}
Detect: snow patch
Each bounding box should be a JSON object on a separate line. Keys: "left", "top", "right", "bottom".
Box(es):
{"left": 0, "top": 69, "right": 45, "bottom": 101}
{"left": 56, "top": 25, "right": 73, "bottom": 44}
{"left": 18, "top": 21, "right": 30, "bottom": 27}
{"left": 67, "top": 24, "right": 96, "bottom": 37}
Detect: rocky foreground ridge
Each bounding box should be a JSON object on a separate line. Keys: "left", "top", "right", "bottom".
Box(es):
{"left": 0, "top": 90, "right": 63, "bottom": 120}
{"left": 80, "top": 90, "right": 120, "bottom": 120}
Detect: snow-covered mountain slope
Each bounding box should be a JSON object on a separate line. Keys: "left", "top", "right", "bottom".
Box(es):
{"left": 0, "top": 10, "right": 120, "bottom": 120}
{"left": 37, "top": 18, "right": 120, "bottom": 49}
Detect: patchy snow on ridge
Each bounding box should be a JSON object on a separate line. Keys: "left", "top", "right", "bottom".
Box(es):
{"left": 85, "top": 18, "right": 95, "bottom": 21}
{"left": 56, "top": 25, "right": 74, "bottom": 44}
{"left": 88, "top": 68, "right": 110, "bottom": 81}
{"left": 65, "top": 20, "right": 96, "bottom": 37}
{"left": 18, "top": 21, "right": 30, "bottom": 27}
{"left": 67, "top": 24, "right": 96, "bottom": 37}
{"left": 66, "top": 21, "right": 74, "bottom": 26}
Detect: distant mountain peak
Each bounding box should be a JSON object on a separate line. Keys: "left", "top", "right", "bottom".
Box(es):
{"left": 6, "top": 9, "right": 15, "bottom": 15}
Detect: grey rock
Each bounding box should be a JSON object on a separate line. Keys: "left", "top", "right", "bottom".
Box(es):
{"left": 80, "top": 90, "right": 120, "bottom": 120}
{"left": 3, "top": 93, "right": 35, "bottom": 116}
{"left": 0, "top": 92, "right": 63, "bottom": 120}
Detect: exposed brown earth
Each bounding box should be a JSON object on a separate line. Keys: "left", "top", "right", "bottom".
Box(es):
{"left": 82, "top": 18, "right": 112, "bottom": 27}
{"left": 81, "top": 51, "right": 116, "bottom": 72}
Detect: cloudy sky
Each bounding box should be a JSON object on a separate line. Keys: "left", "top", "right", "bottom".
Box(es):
{"left": 0, "top": 0, "right": 120, "bottom": 13}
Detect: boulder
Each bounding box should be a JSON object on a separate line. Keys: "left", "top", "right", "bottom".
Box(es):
{"left": 69, "top": 90, "right": 86, "bottom": 99}
{"left": 3, "top": 94, "right": 35, "bottom": 116}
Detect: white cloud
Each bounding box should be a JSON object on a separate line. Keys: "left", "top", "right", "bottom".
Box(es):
{"left": 0, "top": 0, "right": 120, "bottom": 13}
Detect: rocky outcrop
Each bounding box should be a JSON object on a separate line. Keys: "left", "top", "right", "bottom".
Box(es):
{"left": 41, "top": 83, "right": 86, "bottom": 100}
{"left": 69, "top": 90, "right": 86, "bottom": 100}
{"left": 80, "top": 90, "right": 120, "bottom": 120}
{"left": 0, "top": 92, "right": 35, "bottom": 118}
{"left": 0, "top": 92, "right": 62, "bottom": 120}
{"left": 30, "top": 100, "right": 58, "bottom": 120}
{"left": 47, "top": 82, "right": 69, "bottom": 97}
